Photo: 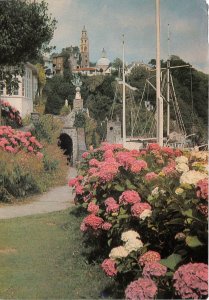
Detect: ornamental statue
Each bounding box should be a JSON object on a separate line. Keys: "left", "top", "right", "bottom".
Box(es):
{"left": 71, "top": 73, "right": 82, "bottom": 88}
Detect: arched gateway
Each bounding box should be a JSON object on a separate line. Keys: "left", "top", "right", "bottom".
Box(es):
{"left": 58, "top": 74, "right": 86, "bottom": 165}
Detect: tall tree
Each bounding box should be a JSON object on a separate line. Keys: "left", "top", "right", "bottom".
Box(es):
{"left": 0, "top": 0, "right": 56, "bottom": 93}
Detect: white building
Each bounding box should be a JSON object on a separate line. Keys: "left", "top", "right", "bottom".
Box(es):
{"left": 0, "top": 63, "right": 38, "bottom": 117}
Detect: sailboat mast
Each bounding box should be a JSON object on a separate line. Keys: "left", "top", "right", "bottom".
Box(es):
{"left": 122, "top": 34, "right": 126, "bottom": 147}
{"left": 167, "top": 23, "right": 170, "bottom": 138}
{"left": 156, "top": 0, "right": 163, "bottom": 146}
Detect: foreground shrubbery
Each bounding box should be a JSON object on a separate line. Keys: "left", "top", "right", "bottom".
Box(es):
{"left": 0, "top": 124, "right": 68, "bottom": 202}
{"left": 69, "top": 143, "right": 208, "bottom": 299}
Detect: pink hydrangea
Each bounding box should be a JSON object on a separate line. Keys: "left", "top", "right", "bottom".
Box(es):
{"left": 97, "top": 161, "right": 119, "bottom": 182}
{"left": 125, "top": 278, "right": 157, "bottom": 300}
{"left": 104, "top": 149, "right": 114, "bottom": 159}
{"left": 147, "top": 143, "right": 161, "bottom": 151}
{"left": 105, "top": 197, "right": 119, "bottom": 213}
{"left": 142, "top": 262, "right": 167, "bottom": 278}
{"left": 87, "top": 202, "right": 99, "bottom": 214}
{"left": 82, "top": 151, "right": 89, "bottom": 158}
{"left": 197, "top": 204, "right": 208, "bottom": 217}
{"left": 83, "top": 214, "right": 104, "bottom": 230}
{"left": 145, "top": 172, "right": 158, "bottom": 181}
{"left": 130, "top": 160, "right": 147, "bottom": 173}
{"left": 75, "top": 184, "right": 84, "bottom": 195}
{"left": 115, "top": 151, "right": 136, "bottom": 169}
{"left": 102, "top": 222, "right": 112, "bottom": 230}
{"left": 131, "top": 202, "right": 151, "bottom": 217}
{"left": 100, "top": 142, "right": 123, "bottom": 151}
{"left": 89, "top": 158, "right": 100, "bottom": 167}
{"left": 119, "top": 190, "right": 141, "bottom": 205}
{"left": 101, "top": 259, "right": 117, "bottom": 277}
{"left": 88, "top": 167, "right": 98, "bottom": 175}
{"left": 68, "top": 178, "right": 78, "bottom": 187}
{"left": 174, "top": 149, "right": 183, "bottom": 157}
{"left": 161, "top": 146, "right": 174, "bottom": 155}
{"left": 36, "top": 152, "right": 43, "bottom": 159}
{"left": 162, "top": 163, "right": 176, "bottom": 175}
{"left": 139, "top": 251, "right": 161, "bottom": 266}
{"left": 196, "top": 178, "right": 208, "bottom": 200}
{"left": 173, "top": 262, "right": 208, "bottom": 299}
{"left": 80, "top": 221, "right": 88, "bottom": 232}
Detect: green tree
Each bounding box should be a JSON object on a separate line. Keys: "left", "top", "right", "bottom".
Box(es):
{"left": 0, "top": 0, "right": 56, "bottom": 94}
{"left": 36, "top": 63, "right": 46, "bottom": 97}
{"left": 112, "top": 57, "right": 123, "bottom": 76}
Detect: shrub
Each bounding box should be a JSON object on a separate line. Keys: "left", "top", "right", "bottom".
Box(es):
{"left": 70, "top": 143, "right": 208, "bottom": 299}
{"left": 31, "top": 114, "right": 63, "bottom": 144}
{"left": 0, "top": 125, "right": 68, "bottom": 202}
{"left": 0, "top": 100, "right": 22, "bottom": 128}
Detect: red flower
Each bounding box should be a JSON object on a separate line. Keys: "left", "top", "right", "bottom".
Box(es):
{"left": 119, "top": 190, "right": 141, "bottom": 205}
{"left": 139, "top": 251, "right": 161, "bottom": 266}
{"left": 101, "top": 259, "right": 117, "bottom": 277}
{"left": 83, "top": 214, "right": 104, "bottom": 230}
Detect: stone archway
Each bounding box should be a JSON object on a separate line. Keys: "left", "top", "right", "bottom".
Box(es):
{"left": 58, "top": 133, "right": 73, "bottom": 164}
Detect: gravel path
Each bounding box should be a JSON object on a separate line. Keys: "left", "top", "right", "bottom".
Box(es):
{"left": 0, "top": 167, "right": 77, "bottom": 219}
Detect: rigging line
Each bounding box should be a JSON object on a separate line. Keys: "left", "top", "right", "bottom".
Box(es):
{"left": 170, "top": 74, "right": 186, "bottom": 136}
{"left": 190, "top": 66, "right": 194, "bottom": 134}
{"left": 171, "top": 73, "right": 187, "bottom": 136}
{"left": 131, "top": 81, "right": 147, "bottom": 136}
{"left": 109, "top": 82, "right": 118, "bottom": 120}
{"left": 141, "top": 109, "right": 155, "bottom": 136}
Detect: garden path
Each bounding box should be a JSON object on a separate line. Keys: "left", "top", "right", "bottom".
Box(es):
{"left": 0, "top": 167, "right": 77, "bottom": 219}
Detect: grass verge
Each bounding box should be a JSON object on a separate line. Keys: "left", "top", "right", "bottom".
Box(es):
{"left": 0, "top": 208, "right": 113, "bottom": 299}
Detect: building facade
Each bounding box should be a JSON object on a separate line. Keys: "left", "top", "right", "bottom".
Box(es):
{"left": 80, "top": 26, "right": 89, "bottom": 68}
{"left": 0, "top": 63, "right": 38, "bottom": 117}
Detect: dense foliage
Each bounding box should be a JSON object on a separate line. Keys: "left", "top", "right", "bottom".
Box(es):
{"left": 69, "top": 143, "right": 208, "bottom": 299}
{"left": 0, "top": 0, "right": 56, "bottom": 94}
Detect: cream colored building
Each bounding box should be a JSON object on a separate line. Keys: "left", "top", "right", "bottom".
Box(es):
{"left": 0, "top": 63, "right": 38, "bottom": 117}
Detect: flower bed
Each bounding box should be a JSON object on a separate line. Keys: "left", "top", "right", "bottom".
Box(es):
{"left": 0, "top": 125, "right": 67, "bottom": 202}
{"left": 0, "top": 100, "right": 22, "bottom": 127}
{"left": 69, "top": 143, "right": 208, "bottom": 299}
{"left": 0, "top": 126, "right": 43, "bottom": 156}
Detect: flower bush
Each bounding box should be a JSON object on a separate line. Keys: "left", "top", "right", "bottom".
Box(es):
{"left": 0, "top": 100, "right": 22, "bottom": 127}
{"left": 0, "top": 126, "right": 43, "bottom": 156}
{"left": 0, "top": 125, "right": 68, "bottom": 202}
{"left": 70, "top": 143, "right": 208, "bottom": 299}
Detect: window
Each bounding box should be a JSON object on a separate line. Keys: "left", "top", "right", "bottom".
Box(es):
{"left": 22, "top": 78, "right": 25, "bottom": 96}
{"left": 13, "top": 87, "right": 19, "bottom": 95}
{"left": 0, "top": 82, "right": 4, "bottom": 95}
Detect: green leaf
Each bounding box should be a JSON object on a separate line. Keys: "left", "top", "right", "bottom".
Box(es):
{"left": 114, "top": 184, "right": 125, "bottom": 192}
{"left": 186, "top": 235, "right": 203, "bottom": 248}
{"left": 160, "top": 253, "right": 182, "bottom": 271}
{"left": 182, "top": 209, "right": 193, "bottom": 218}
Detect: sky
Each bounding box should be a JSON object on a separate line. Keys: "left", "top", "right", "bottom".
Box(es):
{"left": 46, "top": 0, "right": 208, "bottom": 73}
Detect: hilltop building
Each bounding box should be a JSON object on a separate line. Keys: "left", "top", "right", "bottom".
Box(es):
{"left": 80, "top": 26, "right": 89, "bottom": 68}
{"left": 96, "top": 48, "right": 110, "bottom": 73}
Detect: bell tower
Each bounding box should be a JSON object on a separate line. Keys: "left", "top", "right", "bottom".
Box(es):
{"left": 80, "top": 26, "right": 89, "bottom": 68}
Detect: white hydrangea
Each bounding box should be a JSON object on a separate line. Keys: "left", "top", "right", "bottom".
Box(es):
{"left": 180, "top": 170, "right": 207, "bottom": 185}
{"left": 109, "top": 246, "right": 129, "bottom": 259}
{"left": 140, "top": 209, "right": 152, "bottom": 220}
{"left": 121, "top": 230, "right": 140, "bottom": 242}
{"left": 124, "top": 239, "right": 143, "bottom": 253}
{"left": 175, "top": 156, "right": 188, "bottom": 164}
{"left": 151, "top": 187, "right": 159, "bottom": 196}
{"left": 176, "top": 163, "right": 189, "bottom": 173}
{"left": 190, "top": 151, "right": 208, "bottom": 161}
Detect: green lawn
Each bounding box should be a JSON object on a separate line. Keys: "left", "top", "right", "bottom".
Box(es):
{"left": 0, "top": 209, "right": 113, "bottom": 299}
